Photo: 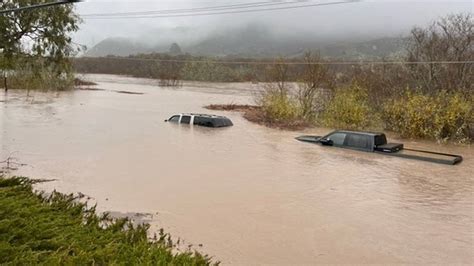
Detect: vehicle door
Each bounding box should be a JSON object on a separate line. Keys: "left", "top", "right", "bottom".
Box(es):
{"left": 343, "top": 133, "right": 372, "bottom": 151}
{"left": 168, "top": 115, "right": 180, "bottom": 123}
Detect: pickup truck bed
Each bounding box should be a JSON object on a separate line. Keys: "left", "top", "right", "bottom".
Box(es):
{"left": 378, "top": 148, "right": 463, "bottom": 165}
{"left": 374, "top": 143, "right": 404, "bottom": 153}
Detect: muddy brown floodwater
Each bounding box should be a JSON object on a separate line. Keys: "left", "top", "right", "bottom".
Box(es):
{"left": 1, "top": 74, "right": 473, "bottom": 264}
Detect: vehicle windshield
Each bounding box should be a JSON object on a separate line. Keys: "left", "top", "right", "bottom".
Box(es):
{"left": 168, "top": 115, "right": 180, "bottom": 122}
{"left": 326, "top": 132, "right": 346, "bottom": 146}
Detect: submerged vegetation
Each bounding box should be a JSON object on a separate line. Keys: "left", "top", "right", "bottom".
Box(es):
{"left": 0, "top": 0, "right": 81, "bottom": 91}
{"left": 0, "top": 176, "right": 214, "bottom": 265}
{"left": 4, "top": 59, "right": 76, "bottom": 91}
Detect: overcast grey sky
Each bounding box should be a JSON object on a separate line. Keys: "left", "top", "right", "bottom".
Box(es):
{"left": 72, "top": 0, "right": 473, "bottom": 48}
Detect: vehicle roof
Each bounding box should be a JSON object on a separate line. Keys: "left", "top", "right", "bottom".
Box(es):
{"left": 333, "top": 130, "right": 385, "bottom": 137}
{"left": 181, "top": 113, "right": 230, "bottom": 119}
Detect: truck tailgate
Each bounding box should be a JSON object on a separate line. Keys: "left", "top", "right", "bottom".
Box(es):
{"left": 377, "top": 148, "right": 463, "bottom": 165}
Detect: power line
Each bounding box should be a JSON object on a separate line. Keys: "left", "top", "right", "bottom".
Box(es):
{"left": 81, "top": 1, "right": 299, "bottom": 17}
{"left": 75, "top": 56, "right": 474, "bottom": 65}
{"left": 82, "top": 0, "right": 360, "bottom": 19}
{"left": 0, "top": 0, "right": 80, "bottom": 15}
{"left": 84, "top": 1, "right": 358, "bottom": 19}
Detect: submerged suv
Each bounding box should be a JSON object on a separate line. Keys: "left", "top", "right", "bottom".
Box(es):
{"left": 165, "top": 113, "right": 233, "bottom": 128}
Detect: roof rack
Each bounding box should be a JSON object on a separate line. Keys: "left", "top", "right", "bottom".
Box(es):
{"left": 182, "top": 113, "right": 227, "bottom": 118}
{"left": 336, "top": 130, "right": 383, "bottom": 136}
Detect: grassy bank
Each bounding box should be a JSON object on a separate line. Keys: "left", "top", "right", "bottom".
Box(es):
{"left": 0, "top": 176, "right": 214, "bottom": 265}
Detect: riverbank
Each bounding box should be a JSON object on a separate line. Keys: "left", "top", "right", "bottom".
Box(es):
{"left": 205, "top": 104, "right": 310, "bottom": 130}
{"left": 204, "top": 98, "right": 474, "bottom": 144}
{"left": 73, "top": 78, "right": 97, "bottom": 86}
{"left": 0, "top": 176, "right": 214, "bottom": 265}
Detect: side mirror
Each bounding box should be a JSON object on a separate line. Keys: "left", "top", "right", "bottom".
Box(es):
{"left": 320, "top": 138, "right": 333, "bottom": 146}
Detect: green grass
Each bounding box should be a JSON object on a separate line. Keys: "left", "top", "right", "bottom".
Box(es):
{"left": 0, "top": 176, "right": 215, "bottom": 265}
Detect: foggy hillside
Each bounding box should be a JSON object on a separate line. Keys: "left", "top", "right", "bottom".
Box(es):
{"left": 85, "top": 37, "right": 154, "bottom": 57}
{"left": 84, "top": 22, "right": 407, "bottom": 58}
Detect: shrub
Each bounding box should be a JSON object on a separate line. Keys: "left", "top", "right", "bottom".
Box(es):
{"left": 5, "top": 59, "right": 75, "bottom": 91}
{"left": 259, "top": 92, "right": 300, "bottom": 122}
{"left": 8, "top": 70, "right": 74, "bottom": 91}
{"left": 322, "top": 84, "right": 376, "bottom": 130}
{"left": 383, "top": 90, "right": 473, "bottom": 142}
{"left": 181, "top": 61, "right": 241, "bottom": 82}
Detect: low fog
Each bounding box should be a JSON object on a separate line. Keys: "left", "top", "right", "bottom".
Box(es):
{"left": 73, "top": 0, "right": 472, "bottom": 57}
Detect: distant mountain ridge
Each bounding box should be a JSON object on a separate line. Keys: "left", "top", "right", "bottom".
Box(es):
{"left": 84, "top": 24, "right": 407, "bottom": 59}
{"left": 85, "top": 37, "right": 153, "bottom": 57}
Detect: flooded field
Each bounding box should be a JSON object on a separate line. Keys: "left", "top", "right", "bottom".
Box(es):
{"left": 1, "top": 74, "right": 473, "bottom": 264}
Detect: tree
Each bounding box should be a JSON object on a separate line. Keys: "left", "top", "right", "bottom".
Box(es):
{"left": 265, "top": 57, "right": 289, "bottom": 96}
{"left": 0, "top": 0, "right": 81, "bottom": 90}
{"left": 168, "top": 43, "right": 182, "bottom": 55}
{"left": 150, "top": 55, "right": 183, "bottom": 87}
{"left": 297, "top": 51, "right": 333, "bottom": 119}
{"left": 407, "top": 13, "right": 473, "bottom": 93}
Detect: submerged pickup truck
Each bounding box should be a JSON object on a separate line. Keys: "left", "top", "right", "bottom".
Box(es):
{"left": 296, "top": 130, "right": 463, "bottom": 165}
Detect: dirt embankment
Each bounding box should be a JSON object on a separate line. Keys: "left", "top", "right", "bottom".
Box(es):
{"left": 205, "top": 104, "right": 310, "bottom": 131}
{"left": 74, "top": 78, "right": 102, "bottom": 91}
{"left": 74, "top": 78, "right": 97, "bottom": 86}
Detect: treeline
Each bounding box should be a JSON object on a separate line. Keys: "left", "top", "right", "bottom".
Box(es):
{"left": 73, "top": 54, "right": 410, "bottom": 85}
{"left": 74, "top": 54, "right": 294, "bottom": 83}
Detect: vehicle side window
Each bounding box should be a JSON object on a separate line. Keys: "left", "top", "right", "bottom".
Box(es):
{"left": 327, "top": 133, "right": 346, "bottom": 146}
{"left": 345, "top": 134, "right": 371, "bottom": 149}
{"left": 180, "top": 115, "right": 191, "bottom": 124}
{"left": 168, "top": 115, "right": 180, "bottom": 122}
{"left": 193, "top": 116, "right": 202, "bottom": 125}
{"left": 194, "top": 117, "right": 213, "bottom": 127}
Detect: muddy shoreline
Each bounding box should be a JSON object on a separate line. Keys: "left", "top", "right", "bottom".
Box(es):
{"left": 205, "top": 104, "right": 310, "bottom": 130}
